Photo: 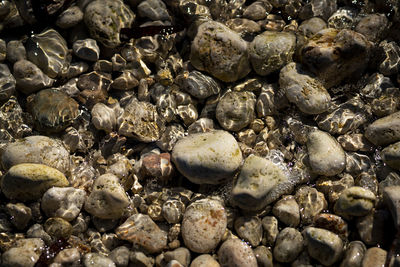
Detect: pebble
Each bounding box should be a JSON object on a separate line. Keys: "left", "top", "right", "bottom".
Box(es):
{"left": 340, "top": 241, "right": 366, "bottom": 267}
{"left": 26, "top": 28, "right": 70, "bottom": 78}
{"left": 378, "top": 40, "right": 400, "bottom": 76}
{"left": 279, "top": 62, "right": 331, "bottom": 114}
{"left": 316, "top": 173, "right": 354, "bottom": 203}
{"left": 365, "top": 111, "right": 400, "bottom": 146}
{"left": 26, "top": 224, "right": 52, "bottom": 245}
{"left": 115, "top": 213, "right": 167, "bottom": 253}
{"left": 382, "top": 141, "right": 400, "bottom": 170}
{"left": 180, "top": 71, "right": 220, "bottom": 100}
{"left": 307, "top": 129, "right": 346, "bottom": 176}
{"left": 361, "top": 247, "right": 387, "bottom": 267}
{"left": 0, "top": 63, "right": 16, "bottom": 102}
{"left": 272, "top": 195, "right": 300, "bottom": 227}
{"left": 0, "top": 38, "right": 5, "bottom": 61}
{"left": 232, "top": 154, "right": 290, "bottom": 210}
{"left": 261, "top": 216, "right": 279, "bottom": 246}
{"left": 295, "top": 186, "right": 327, "bottom": 225}
{"left": 216, "top": 91, "right": 256, "bottom": 131}
{"left": 298, "top": 17, "right": 327, "bottom": 37}
{"left": 172, "top": 130, "right": 242, "bottom": 184}
{"left": 334, "top": 186, "right": 376, "bottom": 217}
{"left": 190, "top": 21, "right": 251, "bottom": 82}
{"left": 109, "top": 246, "right": 129, "bottom": 267}
{"left": 298, "top": 0, "right": 337, "bottom": 20}
{"left": 190, "top": 254, "right": 220, "bottom": 267}
{"left": 84, "top": 0, "right": 135, "bottom": 48}
{"left": 129, "top": 250, "right": 154, "bottom": 267}
{"left": 164, "top": 247, "right": 191, "bottom": 267}
{"left": 249, "top": 31, "right": 296, "bottom": 76}
{"left": 1, "top": 238, "right": 44, "bottom": 267}
{"left": 303, "top": 227, "right": 344, "bottom": 266}
{"left": 41, "top": 187, "right": 86, "bottom": 221}
{"left": 85, "top": 173, "right": 129, "bottom": 219}
{"left": 253, "top": 246, "right": 273, "bottom": 267}
{"left": 83, "top": 253, "right": 116, "bottom": 267}
{"left": 73, "top": 39, "right": 100, "bottom": 62}
{"left": 273, "top": 227, "right": 303, "bottom": 263}
{"left": 6, "top": 202, "right": 32, "bottom": 230}
{"left": 383, "top": 186, "right": 400, "bottom": 228}
{"left": 53, "top": 248, "right": 81, "bottom": 265}
{"left": 217, "top": 238, "right": 257, "bottom": 267}
{"left": 313, "top": 213, "right": 348, "bottom": 239}
{"left": 137, "top": 0, "right": 170, "bottom": 21}
{"left": 162, "top": 199, "right": 185, "bottom": 224}
{"left": 56, "top": 5, "right": 84, "bottom": 29}
{"left": 91, "top": 102, "right": 123, "bottom": 133}
{"left": 243, "top": 1, "right": 271, "bottom": 20}
{"left": 44, "top": 217, "right": 72, "bottom": 239}
{"left": 2, "top": 163, "right": 69, "bottom": 202}
{"left": 112, "top": 70, "right": 139, "bottom": 90}
{"left": 355, "top": 13, "right": 388, "bottom": 42}
{"left": 181, "top": 198, "right": 226, "bottom": 253}
{"left": 234, "top": 216, "right": 263, "bottom": 247}
{"left": 13, "top": 59, "right": 54, "bottom": 94}
{"left": 76, "top": 71, "right": 111, "bottom": 109}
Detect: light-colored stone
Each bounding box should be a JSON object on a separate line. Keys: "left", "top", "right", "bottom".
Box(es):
{"left": 361, "top": 247, "right": 387, "bottom": 267}
{"left": 234, "top": 216, "right": 263, "bottom": 247}
{"left": 190, "top": 254, "right": 220, "bottom": 267}
{"left": 365, "top": 111, "right": 400, "bottom": 146}
{"left": 273, "top": 227, "right": 303, "bottom": 263}
{"left": 218, "top": 238, "right": 257, "bottom": 267}
{"left": 83, "top": 253, "right": 116, "bottom": 267}
{"left": 2, "top": 238, "right": 44, "bottom": 267}
{"left": 334, "top": 186, "right": 376, "bottom": 217}
{"left": 272, "top": 195, "right": 300, "bottom": 227}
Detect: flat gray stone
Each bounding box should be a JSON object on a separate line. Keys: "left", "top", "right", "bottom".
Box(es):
{"left": 365, "top": 111, "right": 400, "bottom": 146}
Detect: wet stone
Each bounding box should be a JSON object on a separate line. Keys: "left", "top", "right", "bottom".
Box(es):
{"left": 73, "top": 39, "right": 100, "bottom": 62}
{"left": 164, "top": 247, "right": 191, "bottom": 267}
{"left": 234, "top": 216, "right": 262, "bottom": 247}
{"left": 28, "top": 89, "right": 79, "bottom": 133}
{"left": 279, "top": 62, "right": 331, "bottom": 115}
{"left": 112, "top": 70, "right": 139, "bottom": 90}
{"left": 337, "top": 133, "right": 373, "bottom": 152}
{"left": 365, "top": 111, "right": 400, "bottom": 146}
{"left": 298, "top": 0, "right": 337, "bottom": 20}
{"left": 0, "top": 38, "right": 5, "bottom": 61}
{"left": 137, "top": 0, "right": 170, "bottom": 21}
{"left": 313, "top": 213, "right": 348, "bottom": 239}
{"left": 156, "top": 123, "right": 185, "bottom": 151}
{"left": 26, "top": 28, "right": 70, "bottom": 78}
{"left": 231, "top": 154, "right": 289, "bottom": 211}
{"left": 272, "top": 195, "right": 300, "bottom": 227}
{"left": 83, "top": 253, "right": 116, "bottom": 267}
{"left": 256, "top": 83, "right": 288, "bottom": 117}
{"left": 216, "top": 90, "right": 256, "bottom": 131}
{"left": 91, "top": 102, "right": 123, "bottom": 133}
{"left": 179, "top": 71, "right": 220, "bottom": 100}
{"left": 6, "top": 40, "right": 26, "bottom": 64}
{"left": 298, "top": 17, "right": 327, "bottom": 38}
{"left": 44, "top": 217, "right": 72, "bottom": 239}
{"left": 55, "top": 5, "right": 83, "bottom": 29}
{"left": 243, "top": 1, "right": 271, "bottom": 20}
{"left": 129, "top": 250, "right": 154, "bottom": 267}
{"left": 172, "top": 130, "right": 242, "bottom": 184}
{"left": 77, "top": 71, "right": 111, "bottom": 109}
{"left": 6, "top": 203, "right": 31, "bottom": 230}
{"left": 118, "top": 97, "right": 165, "bottom": 143}
{"left": 181, "top": 198, "right": 227, "bottom": 253}
{"left": 383, "top": 186, "right": 400, "bottom": 228}
{"left": 362, "top": 247, "right": 387, "bottom": 267}
{"left": 303, "top": 227, "right": 344, "bottom": 266}
{"left": 2, "top": 163, "right": 68, "bottom": 202}
{"left": 249, "top": 31, "right": 296, "bottom": 76}
{"left": 190, "top": 21, "right": 251, "bottom": 82}
{"left": 273, "top": 227, "right": 303, "bottom": 263}
{"left": 84, "top": 0, "right": 135, "bottom": 48}
{"left": 13, "top": 59, "right": 54, "bottom": 95}
{"left": 41, "top": 187, "right": 86, "bottom": 222}
{"left": 295, "top": 186, "right": 327, "bottom": 225}
{"left": 328, "top": 7, "right": 358, "bottom": 29}
{"left": 261, "top": 216, "right": 279, "bottom": 246}
{"left": 162, "top": 199, "right": 184, "bottom": 224}
{"left": 85, "top": 173, "right": 129, "bottom": 219}
{"left": 253, "top": 246, "right": 273, "bottom": 267}
{"left": 334, "top": 186, "right": 376, "bottom": 217}
{"left": 2, "top": 238, "right": 44, "bottom": 267}
{"left": 371, "top": 87, "right": 400, "bottom": 117}
{"left": 316, "top": 173, "right": 354, "bottom": 204}
{"left": 53, "top": 247, "right": 81, "bottom": 265}
{"left": 356, "top": 209, "right": 391, "bottom": 246}
{"left": 355, "top": 13, "right": 388, "bottom": 42}
{"left": 115, "top": 213, "right": 167, "bottom": 253}
{"left": 218, "top": 238, "right": 257, "bottom": 267}
{"left": 26, "top": 224, "right": 52, "bottom": 245}
{"left": 190, "top": 254, "right": 220, "bottom": 267}
{"left": 377, "top": 40, "right": 400, "bottom": 76}
{"left": 0, "top": 64, "right": 15, "bottom": 102}
{"left": 340, "top": 241, "right": 366, "bottom": 267}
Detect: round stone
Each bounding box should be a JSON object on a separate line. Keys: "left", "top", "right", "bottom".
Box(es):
{"left": 273, "top": 227, "right": 303, "bottom": 263}
{"left": 56, "top": 5, "right": 84, "bottom": 29}
{"left": 341, "top": 241, "right": 366, "bottom": 267}
{"left": 382, "top": 141, "right": 400, "bottom": 170}
{"left": 43, "top": 217, "right": 72, "bottom": 239}
{"left": 181, "top": 198, "right": 227, "bottom": 253}
{"left": 218, "top": 238, "right": 257, "bottom": 267}
{"left": 295, "top": 186, "right": 327, "bottom": 225}
{"left": 365, "top": 111, "right": 400, "bottom": 146}
{"left": 362, "top": 247, "right": 387, "bottom": 267}
{"left": 253, "top": 246, "right": 273, "bottom": 267}
{"left": 334, "top": 186, "right": 376, "bottom": 217}
{"left": 234, "top": 216, "right": 263, "bottom": 247}
{"left": 2, "top": 163, "right": 69, "bottom": 202}
{"left": 172, "top": 130, "right": 242, "bottom": 184}
{"left": 2, "top": 238, "right": 44, "bottom": 267}
{"left": 190, "top": 254, "right": 220, "bottom": 267}
{"left": 249, "top": 31, "right": 296, "bottom": 76}
{"left": 190, "top": 21, "right": 251, "bottom": 82}
{"left": 272, "top": 195, "right": 300, "bottom": 227}
{"left": 180, "top": 71, "right": 220, "bottom": 99}
{"left": 83, "top": 253, "right": 116, "bottom": 267}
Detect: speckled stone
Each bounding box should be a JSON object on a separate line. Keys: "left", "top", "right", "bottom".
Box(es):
{"left": 361, "top": 247, "right": 387, "bottom": 267}
{"left": 83, "top": 253, "right": 116, "bottom": 267}
{"left": 272, "top": 195, "right": 300, "bottom": 227}
{"left": 190, "top": 21, "right": 251, "bottom": 82}
{"left": 190, "top": 254, "right": 220, "bottom": 267}
{"left": 2, "top": 238, "right": 44, "bottom": 267}
{"left": 0, "top": 63, "right": 15, "bottom": 102}
{"left": 273, "top": 227, "right": 303, "bottom": 263}
{"left": 334, "top": 187, "right": 376, "bottom": 217}
{"left": 295, "top": 186, "right": 327, "bottom": 225}
{"left": 365, "top": 111, "right": 400, "bottom": 146}
{"left": 172, "top": 130, "right": 242, "bottom": 184}
{"left": 234, "top": 216, "right": 263, "bottom": 247}
{"left": 181, "top": 198, "right": 227, "bottom": 253}
{"left": 218, "top": 238, "right": 257, "bottom": 267}
{"left": 262, "top": 216, "right": 279, "bottom": 246}
{"left": 340, "top": 241, "right": 366, "bottom": 267}
{"left": 2, "top": 163, "right": 69, "bottom": 202}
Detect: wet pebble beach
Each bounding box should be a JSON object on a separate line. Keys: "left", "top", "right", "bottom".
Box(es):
{"left": 1, "top": 0, "right": 400, "bottom": 266}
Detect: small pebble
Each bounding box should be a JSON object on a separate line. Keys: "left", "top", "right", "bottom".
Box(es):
{"left": 73, "top": 39, "right": 100, "bottom": 62}
{"left": 273, "top": 227, "right": 303, "bottom": 263}
{"left": 340, "top": 241, "right": 366, "bottom": 267}
{"left": 361, "top": 247, "right": 387, "bottom": 267}
{"left": 218, "top": 238, "right": 257, "bottom": 267}
{"left": 83, "top": 253, "right": 116, "bottom": 267}
{"left": 234, "top": 216, "right": 263, "bottom": 247}
{"left": 334, "top": 186, "right": 376, "bottom": 217}
{"left": 2, "top": 238, "right": 44, "bottom": 267}
{"left": 272, "top": 195, "right": 300, "bottom": 227}
{"left": 190, "top": 254, "right": 220, "bottom": 267}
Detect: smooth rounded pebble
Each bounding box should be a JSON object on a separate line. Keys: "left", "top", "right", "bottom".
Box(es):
{"left": 218, "top": 238, "right": 257, "bottom": 267}
{"left": 334, "top": 186, "right": 376, "bottom": 217}
{"left": 41, "top": 187, "right": 86, "bottom": 221}
{"left": 1, "top": 135, "right": 70, "bottom": 174}
{"left": 2, "top": 163, "right": 69, "bottom": 202}
{"left": 273, "top": 227, "right": 304, "bottom": 263}
{"left": 272, "top": 195, "right": 300, "bottom": 227}
{"left": 190, "top": 21, "right": 251, "bottom": 82}
{"left": 190, "top": 254, "right": 220, "bottom": 267}
{"left": 361, "top": 247, "right": 387, "bottom": 267}
{"left": 115, "top": 213, "right": 167, "bottom": 253}
{"left": 382, "top": 141, "right": 400, "bottom": 170}
{"left": 172, "top": 130, "right": 242, "bottom": 184}
{"left": 234, "top": 216, "right": 263, "bottom": 247}
{"left": 2, "top": 238, "right": 45, "bottom": 267}
{"left": 84, "top": 173, "right": 129, "bottom": 219}
{"left": 307, "top": 129, "right": 346, "bottom": 176}
{"left": 83, "top": 253, "right": 116, "bottom": 267}
{"left": 231, "top": 154, "right": 289, "bottom": 211}
{"left": 303, "top": 227, "right": 344, "bottom": 266}
{"left": 181, "top": 198, "right": 227, "bottom": 253}
{"left": 365, "top": 111, "right": 400, "bottom": 146}
{"left": 340, "top": 241, "right": 366, "bottom": 267}
{"left": 253, "top": 246, "right": 273, "bottom": 267}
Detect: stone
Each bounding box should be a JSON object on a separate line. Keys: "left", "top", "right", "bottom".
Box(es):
{"left": 279, "top": 62, "right": 331, "bottom": 114}
{"left": 5, "top": 203, "right": 31, "bottom": 230}
{"left": 56, "top": 5, "right": 83, "bottom": 29}
{"left": 41, "top": 187, "right": 86, "bottom": 221}
{"left": 295, "top": 186, "right": 327, "bottom": 225}
{"left": 377, "top": 40, "right": 400, "bottom": 76}
{"left": 216, "top": 91, "right": 256, "bottom": 131}
{"left": 109, "top": 246, "right": 129, "bottom": 267}
{"left": 307, "top": 129, "right": 346, "bottom": 176}
{"left": 232, "top": 154, "right": 289, "bottom": 211}
{"left": 261, "top": 216, "right": 279, "bottom": 246}
{"left": 382, "top": 142, "right": 400, "bottom": 170}
{"left": 115, "top": 214, "right": 167, "bottom": 253}
{"left": 218, "top": 238, "right": 257, "bottom": 267}
{"left": 365, "top": 111, "right": 400, "bottom": 146}
{"left": 0, "top": 63, "right": 15, "bottom": 102}
{"left": 172, "top": 130, "right": 242, "bottom": 184}
{"left": 85, "top": 173, "right": 129, "bottom": 219}
{"left": 53, "top": 248, "right": 81, "bottom": 265}
{"left": 273, "top": 227, "right": 303, "bottom": 263}
{"left": 190, "top": 254, "right": 220, "bottom": 267}
{"left": 162, "top": 199, "right": 185, "bottom": 224}
{"left": 73, "top": 39, "right": 100, "bottom": 62}
{"left": 26, "top": 28, "right": 70, "bottom": 78}
{"left": 340, "top": 241, "right": 366, "bottom": 267}
{"left": 137, "top": 0, "right": 170, "bottom": 21}
{"left": 91, "top": 102, "right": 123, "bottom": 133}
{"left": 2, "top": 163, "right": 68, "bottom": 201}
{"left": 272, "top": 195, "right": 300, "bottom": 227}
{"left": 334, "top": 187, "right": 376, "bottom": 217}
{"left": 234, "top": 216, "right": 263, "bottom": 247}
{"left": 253, "top": 246, "right": 273, "bottom": 267}
{"left": 383, "top": 186, "right": 400, "bottom": 228}
{"left": 190, "top": 21, "right": 251, "bottom": 82}
{"left": 243, "top": 1, "right": 271, "bottom": 20}
{"left": 303, "top": 227, "right": 344, "bottom": 266}
{"left": 76, "top": 71, "right": 111, "bottom": 109}
{"left": 1, "top": 135, "right": 70, "bottom": 174}
{"left": 181, "top": 198, "right": 226, "bottom": 253}
{"left": 129, "top": 250, "right": 154, "bottom": 267}
{"left": 313, "top": 213, "right": 348, "bottom": 239}
{"left": 13, "top": 59, "right": 54, "bottom": 94}
{"left": 84, "top": 0, "right": 135, "bottom": 48}
{"left": 316, "top": 174, "right": 354, "bottom": 204}
{"left": 361, "top": 247, "right": 387, "bottom": 267}
{"left": 355, "top": 13, "right": 388, "bottom": 42}
{"left": 298, "top": 17, "right": 327, "bottom": 38}
{"left": 164, "top": 247, "right": 191, "bottom": 267}
{"left": 249, "top": 31, "right": 296, "bottom": 76}
{"left": 179, "top": 71, "right": 220, "bottom": 100}
{"left": 2, "top": 238, "right": 44, "bottom": 267}
{"left": 298, "top": 0, "right": 337, "bottom": 21}
{"left": 111, "top": 70, "right": 139, "bottom": 90}
{"left": 28, "top": 88, "right": 80, "bottom": 133}
{"left": 83, "top": 253, "right": 116, "bottom": 267}
{"left": 26, "top": 224, "right": 52, "bottom": 245}
{"left": 328, "top": 7, "right": 358, "bottom": 29}
{"left": 44, "top": 217, "right": 72, "bottom": 239}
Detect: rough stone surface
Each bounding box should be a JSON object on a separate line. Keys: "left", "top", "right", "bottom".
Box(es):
{"left": 2, "top": 238, "right": 44, "bottom": 267}
{"left": 218, "top": 238, "right": 257, "bottom": 267}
